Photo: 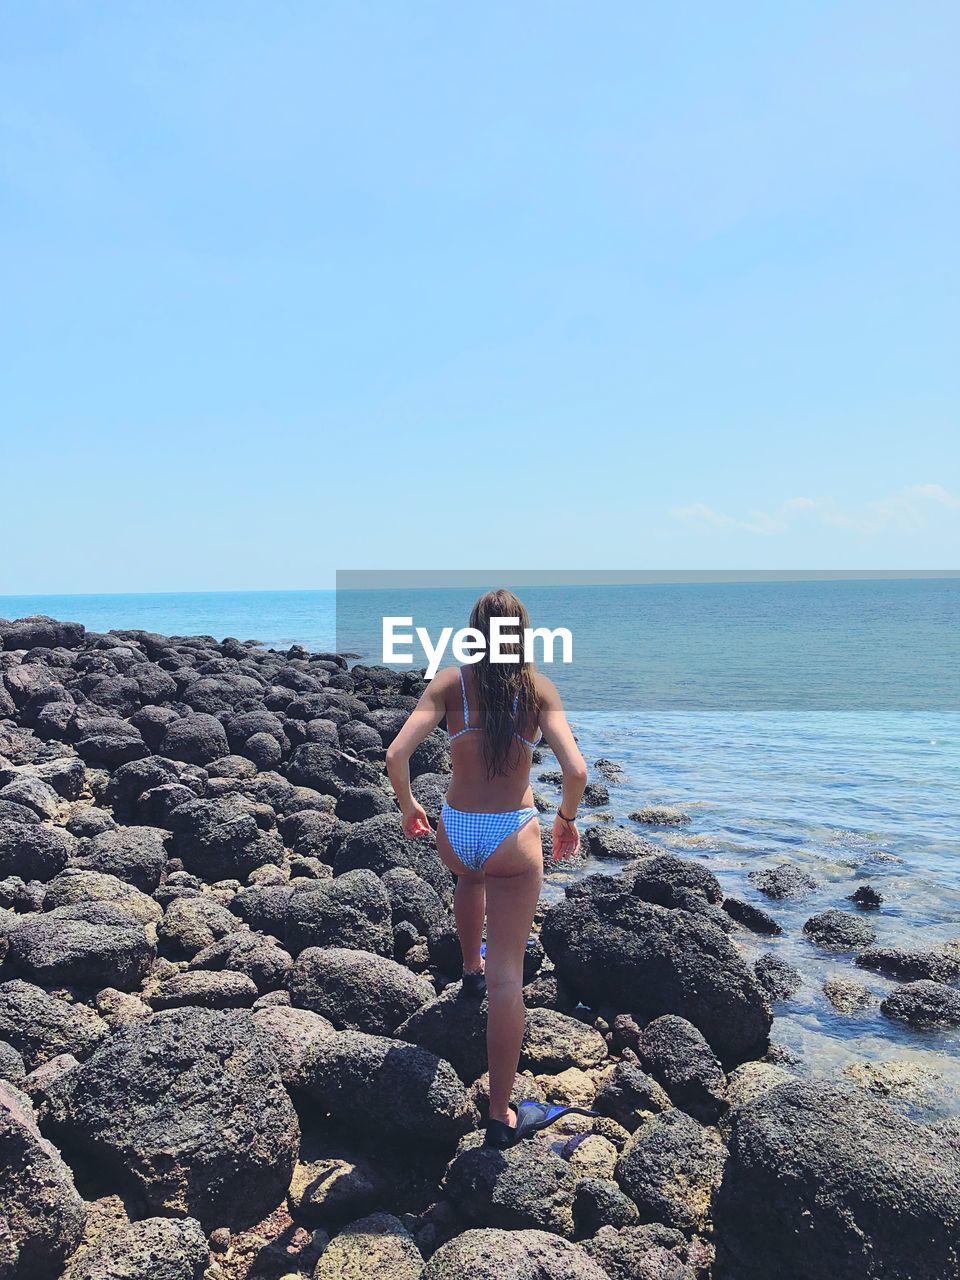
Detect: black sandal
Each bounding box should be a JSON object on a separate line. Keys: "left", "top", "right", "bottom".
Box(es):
{"left": 483, "top": 1100, "right": 599, "bottom": 1148}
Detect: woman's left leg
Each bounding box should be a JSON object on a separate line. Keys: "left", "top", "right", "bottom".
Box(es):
{"left": 482, "top": 819, "right": 544, "bottom": 1125}
{"left": 436, "top": 814, "right": 485, "bottom": 973}
{"left": 454, "top": 870, "right": 485, "bottom": 972}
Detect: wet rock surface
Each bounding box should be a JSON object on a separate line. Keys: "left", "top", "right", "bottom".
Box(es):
{"left": 881, "top": 979, "right": 960, "bottom": 1029}
{"left": 802, "top": 908, "right": 877, "bottom": 950}
{"left": 748, "top": 864, "right": 819, "bottom": 900}
{"left": 541, "top": 867, "right": 771, "bottom": 1067}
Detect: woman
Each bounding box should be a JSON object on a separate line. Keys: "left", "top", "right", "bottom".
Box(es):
{"left": 386, "top": 589, "right": 593, "bottom": 1146}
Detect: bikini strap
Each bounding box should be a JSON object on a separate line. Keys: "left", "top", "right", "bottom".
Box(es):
{"left": 458, "top": 667, "right": 470, "bottom": 730}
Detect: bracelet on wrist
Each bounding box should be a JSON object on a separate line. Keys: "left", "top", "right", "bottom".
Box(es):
{"left": 557, "top": 808, "right": 577, "bottom": 823}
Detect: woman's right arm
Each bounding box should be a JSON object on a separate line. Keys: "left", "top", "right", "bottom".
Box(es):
{"left": 536, "top": 674, "right": 588, "bottom": 859}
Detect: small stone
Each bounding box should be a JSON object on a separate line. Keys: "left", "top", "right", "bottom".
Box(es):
{"left": 848, "top": 884, "right": 883, "bottom": 910}
{"left": 209, "top": 1227, "right": 231, "bottom": 1252}
{"left": 822, "top": 977, "right": 877, "bottom": 1013}
{"left": 802, "top": 909, "right": 876, "bottom": 950}
{"left": 629, "top": 806, "right": 692, "bottom": 826}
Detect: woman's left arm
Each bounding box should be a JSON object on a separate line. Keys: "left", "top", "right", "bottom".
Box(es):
{"left": 385, "top": 672, "right": 449, "bottom": 835}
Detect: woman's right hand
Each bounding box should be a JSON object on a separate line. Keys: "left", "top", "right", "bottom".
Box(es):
{"left": 552, "top": 813, "right": 580, "bottom": 860}
{"left": 402, "top": 801, "right": 432, "bottom": 838}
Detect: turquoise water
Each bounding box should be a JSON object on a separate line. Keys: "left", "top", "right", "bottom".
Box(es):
{"left": 4, "top": 582, "right": 959, "bottom": 1110}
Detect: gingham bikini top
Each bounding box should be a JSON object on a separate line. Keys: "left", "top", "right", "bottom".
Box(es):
{"left": 448, "top": 666, "right": 543, "bottom": 749}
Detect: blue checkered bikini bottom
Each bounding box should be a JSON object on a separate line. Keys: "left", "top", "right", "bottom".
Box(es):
{"left": 440, "top": 801, "right": 539, "bottom": 871}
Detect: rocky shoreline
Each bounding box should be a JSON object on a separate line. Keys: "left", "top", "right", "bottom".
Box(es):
{"left": 1, "top": 614, "right": 958, "bottom": 1280}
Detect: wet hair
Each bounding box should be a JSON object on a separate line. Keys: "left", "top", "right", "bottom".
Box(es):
{"left": 467, "top": 589, "right": 541, "bottom": 779}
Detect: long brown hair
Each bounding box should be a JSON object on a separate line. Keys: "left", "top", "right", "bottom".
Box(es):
{"left": 466, "top": 589, "right": 541, "bottom": 779}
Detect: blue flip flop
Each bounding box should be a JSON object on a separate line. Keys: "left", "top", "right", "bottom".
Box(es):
{"left": 484, "top": 1099, "right": 599, "bottom": 1148}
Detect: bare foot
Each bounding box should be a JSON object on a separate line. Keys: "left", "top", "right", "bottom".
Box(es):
{"left": 489, "top": 1106, "right": 516, "bottom": 1128}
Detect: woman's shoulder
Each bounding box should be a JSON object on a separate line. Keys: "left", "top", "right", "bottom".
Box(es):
{"left": 533, "top": 669, "right": 559, "bottom": 700}
{"left": 430, "top": 665, "right": 462, "bottom": 694}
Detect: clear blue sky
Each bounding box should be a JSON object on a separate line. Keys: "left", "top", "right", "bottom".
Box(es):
{"left": 2, "top": 1, "right": 957, "bottom": 592}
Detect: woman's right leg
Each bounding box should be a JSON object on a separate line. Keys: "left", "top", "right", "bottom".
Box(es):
{"left": 482, "top": 819, "right": 544, "bottom": 1125}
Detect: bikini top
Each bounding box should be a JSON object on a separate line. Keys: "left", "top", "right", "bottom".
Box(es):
{"left": 448, "top": 666, "right": 543, "bottom": 750}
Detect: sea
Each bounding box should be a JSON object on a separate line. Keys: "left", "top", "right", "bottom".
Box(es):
{"left": 3, "top": 579, "right": 959, "bottom": 1113}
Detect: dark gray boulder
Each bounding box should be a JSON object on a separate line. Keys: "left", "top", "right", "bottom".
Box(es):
{"left": 410, "top": 771, "right": 448, "bottom": 825}
{"left": 753, "top": 954, "right": 802, "bottom": 1001}
{"left": 636, "top": 1015, "right": 728, "bottom": 1123}
{"left": 0, "top": 1038, "right": 25, "bottom": 1084}
{"left": 0, "top": 615, "right": 85, "bottom": 650}
{"left": 714, "top": 1080, "right": 960, "bottom": 1280}
{"left": 160, "top": 713, "right": 230, "bottom": 765}
{"left": 881, "top": 980, "right": 960, "bottom": 1029}
{"left": 289, "top": 946, "right": 435, "bottom": 1034}
{"left": 158, "top": 895, "right": 243, "bottom": 958}
{"left": 396, "top": 983, "right": 489, "bottom": 1083}
{"left": 65, "top": 805, "right": 116, "bottom": 837}
{"left": 572, "top": 1177, "right": 641, "bottom": 1235}
{"left": 74, "top": 722, "right": 149, "bottom": 766}
{"left": 231, "top": 882, "right": 294, "bottom": 941}
{"left": 630, "top": 806, "right": 691, "bottom": 827}
{"left": 313, "top": 1212, "right": 422, "bottom": 1280}
{"left": 748, "top": 864, "right": 819, "bottom": 900}
{"left": 299, "top": 1029, "right": 473, "bottom": 1147}
{"left": 73, "top": 825, "right": 169, "bottom": 892}
{"left": 582, "top": 1225, "right": 695, "bottom": 1280}
{"left": 0, "top": 980, "right": 107, "bottom": 1068}
{"left": 0, "top": 820, "right": 75, "bottom": 881}
{"left": 426, "top": 915, "right": 467, "bottom": 976}
{"left": 61, "top": 1215, "right": 209, "bottom": 1280}
{"left": 520, "top": 1007, "right": 608, "bottom": 1073}
{"left": 625, "top": 855, "right": 723, "bottom": 907}
{"left": 594, "top": 1061, "right": 672, "bottom": 1131}
{"left": 802, "top": 909, "right": 876, "bottom": 950}
{"left": 583, "top": 826, "right": 663, "bottom": 860}
{"left": 421, "top": 1228, "right": 609, "bottom": 1280}
{"left": 102, "top": 757, "right": 183, "bottom": 822}
{"left": 276, "top": 808, "right": 340, "bottom": 860}
{"left": 285, "top": 742, "right": 380, "bottom": 795}
{"left": 0, "top": 775, "right": 61, "bottom": 820}
{"left": 381, "top": 865, "right": 445, "bottom": 933}
{"left": 333, "top": 814, "right": 452, "bottom": 903}
{"left": 146, "top": 969, "right": 259, "bottom": 1010}
{"left": 43, "top": 868, "right": 162, "bottom": 923}
{"left": 7, "top": 902, "right": 155, "bottom": 990}
{"left": 334, "top": 785, "right": 394, "bottom": 824}
{"left": 48, "top": 1007, "right": 300, "bottom": 1227}
{"left": 249, "top": 1004, "right": 335, "bottom": 1089}
{"left": 285, "top": 870, "right": 393, "bottom": 956}
{"left": 857, "top": 946, "right": 960, "bottom": 984}
{"left": 188, "top": 930, "right": 293, "bottom": 993}
{"left": 541, "top": 873, "right": 771, "bottom": 1067}
{"left": 722, "top": 897, "right": 783, "bottom": 935}
{"left": 0, "top": 1080, "right": 87, "bottom": 1279}
{"left": 167, "top": 796, "right": 284, "bottom": 881}
{"left": 848, "top": 884, "right": 883, "bottom": 910}
{"left": 442, "top": 1132, "right": 580, "bottom": 1237}
{"left": 614, "top": 1108, "right": 726, "bottom": 1233}
{"left": 409, "top": 729, "right": 450, "bottom": 779}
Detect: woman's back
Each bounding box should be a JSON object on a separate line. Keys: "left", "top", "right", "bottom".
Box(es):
{"left": 443, "top": 664, "right": 541, "bottom": 812}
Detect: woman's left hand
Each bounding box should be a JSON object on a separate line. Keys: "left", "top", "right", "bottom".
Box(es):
{"left": 402, "top": 802, "right": 432, "bottom": 838}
